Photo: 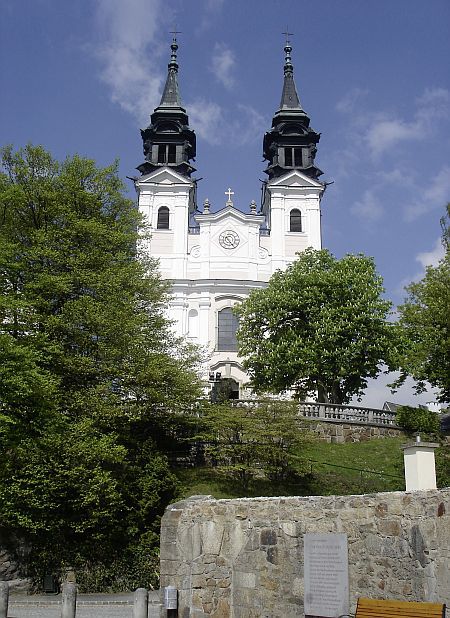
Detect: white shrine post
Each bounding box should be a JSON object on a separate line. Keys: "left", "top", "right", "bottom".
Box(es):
{"left": 401, "top": 435, "right": 439, "bottom": 491}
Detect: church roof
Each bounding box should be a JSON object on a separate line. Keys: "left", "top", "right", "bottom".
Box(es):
{"left": 276, "top": 39, "right": 306, "bottom": 116}
{"left": 157, "top": 37, "right": 184, "bottom": 110}
{"left": 279, "top": 42, "right": 303, "bottom": 111}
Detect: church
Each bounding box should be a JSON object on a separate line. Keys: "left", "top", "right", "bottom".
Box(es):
{"left": 134, "top": 36, "right": 326, "bottom": 398}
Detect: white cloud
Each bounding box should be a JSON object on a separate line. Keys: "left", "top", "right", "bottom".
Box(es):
{"left": 405, "top": 165, "right": 450, "bottom": 221}
{"left": 377, "top": 168, "right": 415, "bottom": 186}
{"left": 350, "top": 189, "right": 384, "bottom": 222}
{"left": 197, "top": 0, "right": 225, "bottom": 32}
{"left": 336, "top": 87, "right": 369, "bottom": 114}
{"left": 188, "top": 99, "right": 224, "bottom": 144}
{"left": 93, "top": 0, "right": 167, "bottom": 125}
{"left": 416, "top": 87, "right": 450, "bottom": 121}
{"left": 231, "top": 104, "right": 267, "bottom": 146}
{"left": 366, "top": 117, "right": 417, "bottom": 157}
{"left": 423, "top": 165, "right": 450, "bottom": 203}
{"left": 187, "top": 100, "right": 265, "bottom": 146}
{"left": 210, "top": 43, "right": 236, "bottom": 89}
{"left": 397, "top": 236, "right": 446, "bottom": 295}
{"left": 416, "top": 237, "right": 446, "bottom": 269}
{"left": 365, "top": 87, "right": 450, "bottom": 158}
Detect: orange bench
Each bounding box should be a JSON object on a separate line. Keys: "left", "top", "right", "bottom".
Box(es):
{"left": 355, "top": 597, "right": 446, "bottom": 617}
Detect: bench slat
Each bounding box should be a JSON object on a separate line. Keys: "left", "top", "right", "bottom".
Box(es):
{"left": 356, "top": 597, "right": 445, "bottom": 618}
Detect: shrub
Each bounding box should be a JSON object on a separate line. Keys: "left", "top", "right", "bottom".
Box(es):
{"left": 395, "top": 405, "right": 440, "bottom": 434}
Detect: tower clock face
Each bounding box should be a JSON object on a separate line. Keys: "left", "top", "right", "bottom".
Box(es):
{"left": 219, "top": 230, "right": 240, "bottom": 249}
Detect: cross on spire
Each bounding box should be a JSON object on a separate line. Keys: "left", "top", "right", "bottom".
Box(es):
{"left": 225, "top": 188, "right": 234, "bottom": 205}
{"left": 282, "top": 29, "right": 294, "bottom": 45}
{"left": 170, "top": 27, "right": 182, "bottom": 40}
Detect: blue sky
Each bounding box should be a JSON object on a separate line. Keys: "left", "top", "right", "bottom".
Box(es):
{"left": 2, "top": 0, "right": 449, "bottom": 408}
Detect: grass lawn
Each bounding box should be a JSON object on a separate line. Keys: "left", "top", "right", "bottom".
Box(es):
{"left": 173, "top": 436, "right": 449, "bottom": 500}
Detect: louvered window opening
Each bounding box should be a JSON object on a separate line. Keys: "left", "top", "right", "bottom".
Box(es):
{"left": 157, "top": 144, "right": 177, "bottom": 164}
{"left": 157, "top": 206, "right": 170, "bottom": 229}
{"left": 290, "top": 209, "right": 302, "bottom": 232}
{"left": 284, "top": 147, "right": 302, "bottom": 167}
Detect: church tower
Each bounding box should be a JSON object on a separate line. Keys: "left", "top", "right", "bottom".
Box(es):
{"left": 137, "top": 36, "right": 196, "bottom": 178}
{"left": 135, "top": 36, "right": 197, "bottom": 288}
{"left": 262, "top": 36, "right": 325, "bottom": 271}
{"left": 135, "top": 37, "right": 326, "bottom": 397}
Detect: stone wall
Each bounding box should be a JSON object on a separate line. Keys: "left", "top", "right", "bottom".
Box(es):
{"left": 0, "top": 530, "right": 30, "bottom": 589}
{"left": 159, "top": 489, "right": 450, "bottom": 617}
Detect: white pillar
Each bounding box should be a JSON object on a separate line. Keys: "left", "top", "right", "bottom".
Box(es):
{"left": 401, "top": 436, "right": 439, "bottom": 491}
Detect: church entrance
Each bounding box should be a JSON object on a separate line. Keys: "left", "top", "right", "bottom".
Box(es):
{"left": 210, "top": 377, "right": 240, "bottom": 402}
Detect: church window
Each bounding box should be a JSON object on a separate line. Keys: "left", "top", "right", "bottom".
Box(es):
{"left": 290, "top": 209, "right": 302, "bottom": 232}
{"left": 157, "top": 206, "right": 170, "bottom": 229}
{"left": 157, "top": 144, "right": 177, "bottom": 164}
{"left": 217, "top": 308, "right": 239, "bottom": 351}
{"left": 188, "top": 309, "right": 199, "bottom": 339}
{"left": 284, "top": 147, "right": 302, "bottom": 167}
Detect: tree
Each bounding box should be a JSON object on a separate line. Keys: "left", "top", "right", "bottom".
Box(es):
{"left": 235, "top": 248, "right": 397, "bottom": 403}
{"left": 0, "top": 145, "right": 201, "bottom": 587}
{"left": 196, "top": 401, "right": 312, "bottom": 491}
{"left": 394, "top": 205, "right": 450, "bottom": 403}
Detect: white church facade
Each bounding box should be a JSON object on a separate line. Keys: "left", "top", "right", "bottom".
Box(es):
{"left": 134, "top": 37, "right": 326, "bottom": 397}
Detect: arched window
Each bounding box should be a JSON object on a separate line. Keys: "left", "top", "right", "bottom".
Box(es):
{"left": 217, "top": 308, "right": 239, "bottom": 351}
{"left": 157, "top": 206, "right": 170, "bottom": 229}
{"left": 290, "top": 209, "right": 302, "bottom": 232}
{"left": 188, "top": 309, "right": 199, "bottom": 339}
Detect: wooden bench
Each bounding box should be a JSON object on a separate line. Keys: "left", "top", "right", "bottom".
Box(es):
{"left": 355, "top": 597, "right": 446, "bottom": 617}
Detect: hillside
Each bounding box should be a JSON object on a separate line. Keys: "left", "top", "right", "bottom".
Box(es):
{"left": 174, "top": 437, "right": 449, "bottom": 500}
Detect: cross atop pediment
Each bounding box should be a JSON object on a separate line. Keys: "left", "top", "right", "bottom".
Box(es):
{"left": 225, "top": 187, "right": 234, "bottom": 206}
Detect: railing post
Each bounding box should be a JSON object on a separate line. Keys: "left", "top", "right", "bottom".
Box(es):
{"left": 0, "top": 582, "right": 9, "bottom": 618}
{"left": 133, "top": 587, "right": 148, "bottom": 618}
{"left": 61, "top": 582, "right": 77, "bottom": 618}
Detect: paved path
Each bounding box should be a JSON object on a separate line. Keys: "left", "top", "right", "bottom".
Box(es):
{"left": 8, "top": 592, "right": 161, "bottom": 618}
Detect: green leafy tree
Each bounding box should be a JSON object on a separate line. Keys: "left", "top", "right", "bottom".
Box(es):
{"left": 395, "top": 405, "right": 440, "bottom": 434}
{"left": 394, "top": 205, "right": 450, "bottom": 403}
{"left": 235, "top": 248, "right": 397, "bottom": 403}
{"left": 197, "top": 401, "right": 312, "bottom": 491}
{"left": 0, "top": 144, "right": 201, "bottom": 587}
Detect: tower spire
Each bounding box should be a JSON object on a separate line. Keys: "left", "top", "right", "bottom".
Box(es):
{"left": 159, "top": 34, "right": 182, "bottom": 108}
{"left": 262, "top": 37, "right": 323, "bottom": 180}
{"left": 279, "top": 31, "right": 303, "bottom": 112}
{"left": 138, "top": 34, "right": 196, "bottom": 178}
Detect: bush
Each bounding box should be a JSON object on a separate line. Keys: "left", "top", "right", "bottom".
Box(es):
{"left": 195, "top": 400, "right": 314, "bottom": 491}
{"left": 396, "top": 405, "right": 440, "bottom": 434}
{"left": 435, "top": 446, "right": 450, "bottom": 489}
{"left": 74, "top": 533, "right": 160, "bottom": 592}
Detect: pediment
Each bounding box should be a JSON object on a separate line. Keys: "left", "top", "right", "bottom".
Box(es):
{"left": 269, "top": 170, "right": 324, "bottom": 189}
{"left": 136, "top": 167, "right": 193, "bottom": 187}
{"left": 195, "top": 206, "right": 265, "bottom": 226}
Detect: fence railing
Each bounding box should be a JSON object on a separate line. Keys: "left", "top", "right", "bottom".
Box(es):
{"left": 231, "top": 400, "right": 398, "bottom": 427}
{"left": 298, "top": 401, "right": 397, "bottom": 426}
